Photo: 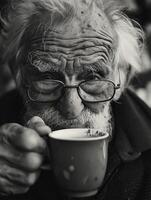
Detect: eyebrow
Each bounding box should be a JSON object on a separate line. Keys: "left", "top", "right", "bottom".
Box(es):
{"left": 27, "top": 54, "right": 61, "bottom": 73}
{"left": 27, "top": 51, "right": 111, "bottom": 77}
{"left": 81, "top": 61, "right": 111, "bottom": 77}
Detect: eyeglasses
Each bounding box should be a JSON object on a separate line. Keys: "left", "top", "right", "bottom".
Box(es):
{"left": 25, "top": 79, "right": 120, "bottom": 103}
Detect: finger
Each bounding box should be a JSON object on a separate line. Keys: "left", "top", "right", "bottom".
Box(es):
{"left": 1, "top": 123, "right": 47, "bottom": 153}
{"left": 0, "top": 176, "right": 30, "bottom": 195}
{"left": 0, "top": 123, "right": 24, "bottom": 145}
{"left": 14, "top": 128, "right": 47, "bottom": 153}
{"left": 21, "top": 152, "right": 44, "bottom": 171}
{"left": 0, "top": 161, "right": 40, "bottom": 186}
{"left": 27, "top": 116, "right": 51, "bottom": 136}
{"left": 0, "top": 146, "right": 44, "bottom": 171}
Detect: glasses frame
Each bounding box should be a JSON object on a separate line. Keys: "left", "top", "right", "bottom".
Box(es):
{"left": 25, "top": 79, "right": 120, "bottom": 103}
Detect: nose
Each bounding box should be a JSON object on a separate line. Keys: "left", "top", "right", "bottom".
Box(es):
{"left": 58, "top": 88, "right": 84, "bottom": 119}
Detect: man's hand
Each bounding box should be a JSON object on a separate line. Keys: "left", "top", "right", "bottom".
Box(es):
{"left": 0, "top": 116, "right": 51, "bottom": 196}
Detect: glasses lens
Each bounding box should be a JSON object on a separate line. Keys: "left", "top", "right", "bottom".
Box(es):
{"left": 28, "top": 80, "right": 63, "bottom": 102}
{"left": 79, "top": 80, "right": 115, "bottom": 102}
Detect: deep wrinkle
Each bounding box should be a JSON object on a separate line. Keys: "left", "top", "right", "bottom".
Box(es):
{"left": 29, "top": 31, "right": 115, "bottom": 62}
{"left": 25, "top": 31, "right": 115, "bottom": 79}
{"left": 26, "top": 53, "right": 112, "bottom": 81}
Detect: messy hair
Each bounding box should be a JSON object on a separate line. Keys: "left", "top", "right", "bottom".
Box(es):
{"left": 0, "top": 0, "right": 143, "bottom": 85}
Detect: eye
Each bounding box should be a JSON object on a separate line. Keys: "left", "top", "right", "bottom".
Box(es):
{"left": 86, "top": 73, "right": 101, "bottom": 81}
{"left": 39, "top": 73, "right": 58, "bottom": 80}
{"left": 31, "top": 79, "right": 62, "bottom": 94}
{"left": 30, "top": 71, "right": 63, "bottom": 82}
{"left": 35, "top": 80, "right": 52, "bottom": 90}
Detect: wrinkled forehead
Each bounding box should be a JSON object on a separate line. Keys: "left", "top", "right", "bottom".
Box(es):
{"left": 21, "top": 0, "right": 117, "bottom": 69}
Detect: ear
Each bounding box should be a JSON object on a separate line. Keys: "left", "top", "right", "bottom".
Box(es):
{"left": 113, "top": 64, "right": 133, "bottom": 100}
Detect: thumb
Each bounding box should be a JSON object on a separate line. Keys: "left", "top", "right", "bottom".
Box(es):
{"left": 27, "top": 116, "right": 51, "bottom": 136}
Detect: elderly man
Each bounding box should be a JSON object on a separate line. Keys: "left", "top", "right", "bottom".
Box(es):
{"left": 0, "top": 0, "right": 151, "bottom": 199}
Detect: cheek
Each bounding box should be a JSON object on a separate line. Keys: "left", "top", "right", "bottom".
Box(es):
{"left": 84, "top": 102, "right": 107, "bottom": 113}
{"left": 28, "top": 102, "right": 54, "bottom": 111}
{"left": 24, "top": 102, "right": 54, "bottom": 121}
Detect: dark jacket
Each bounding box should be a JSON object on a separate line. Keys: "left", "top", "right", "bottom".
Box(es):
{"left": 0, "top": 88, "right": 151, "bottom": 200}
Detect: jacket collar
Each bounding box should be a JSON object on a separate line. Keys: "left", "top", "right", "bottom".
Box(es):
{"left": 112, "top": 88, "right": 151, "bottom": 162}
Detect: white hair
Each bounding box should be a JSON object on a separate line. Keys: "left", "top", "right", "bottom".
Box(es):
{"left": 0, "top": 0, "right": 143, "bottom": 85}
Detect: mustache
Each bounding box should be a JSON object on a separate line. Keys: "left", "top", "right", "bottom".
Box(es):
{"left": 25, "top": 106, "right": 111, "bottom": 131}
{"left": 45, "top": 109, "right": 95, "bottom": 130}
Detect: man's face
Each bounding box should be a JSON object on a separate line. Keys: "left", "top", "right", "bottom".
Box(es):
{"left": 22, "top": 2, "right": 117, "bottom": 134}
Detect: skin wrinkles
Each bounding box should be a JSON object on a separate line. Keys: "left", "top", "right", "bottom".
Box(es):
{"left": 30, "top": 31, "right": 114, "bottom": 60}
{"left": 28, "top": 51, "right": 112, "bottom": 70}
{"left": 26, "top": 50, "right": 111, "bottom": 79}
{"left": 32, "top": 29, "right": 114, "bottom": 45}
{"left": 27, "top": 33, "right": 115, "bottom": 75}
{"left": 28, "top": 51, "right": 62, "bottom": 67}
{"left": 31, "top": 47, "right": 111, "bottom": 65}
{"left": 38, "top": 44, "right": 111, "bottom": 60}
